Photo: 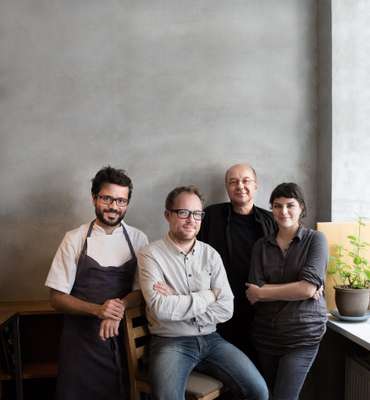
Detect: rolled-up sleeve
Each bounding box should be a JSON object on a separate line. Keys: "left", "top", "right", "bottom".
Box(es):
{"left": 298, "top": 231, "right": 328, "bottom": 288}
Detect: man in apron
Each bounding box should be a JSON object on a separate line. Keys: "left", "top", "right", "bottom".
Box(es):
{"left": 45, "top": 166, "right": 148, "bottom": 400}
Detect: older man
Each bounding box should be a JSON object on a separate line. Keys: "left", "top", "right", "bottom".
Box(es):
{"left": 198, "top": 164, "right": 276, "bottom": 356}
{"left": 138, "top": 185, "right": 268, "bottom": 400}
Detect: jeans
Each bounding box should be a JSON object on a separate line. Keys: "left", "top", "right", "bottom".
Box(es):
{"left": 149, "top": 332, "right": 269, "bottom": 400}
{"left": 257, "top": 344, "right": 320, "bottom": 400}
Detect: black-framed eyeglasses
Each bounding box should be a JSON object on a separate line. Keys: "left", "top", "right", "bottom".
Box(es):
{"left": 228, "top": 178, "right": 255, "bottom": 187}
{"left": 169, "top": 209, "right": 205, "bottom": 221}
{"left": 96, "top": 194, "right": 129, "bottom": 207}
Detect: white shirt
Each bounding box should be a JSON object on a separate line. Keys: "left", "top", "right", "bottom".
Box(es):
{"left": 138, "top": 235, "right": 234, "bottom": 337}
{"left": 45, "top": 221, "right": 148, "bottom": 294}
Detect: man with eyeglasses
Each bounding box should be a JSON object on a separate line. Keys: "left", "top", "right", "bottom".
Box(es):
{"left": 138, "top": 185, "right": 268, "bottom": 400}
{"left": 198, "top": 164, "right": 276, "bottom": 359}
{"left": 45, "top": 166, "right": 148, "bottom": 400}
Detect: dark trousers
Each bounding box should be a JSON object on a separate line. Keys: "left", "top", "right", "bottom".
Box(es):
{"left": 257, "top": 344, "right": 320, "bottom": 400}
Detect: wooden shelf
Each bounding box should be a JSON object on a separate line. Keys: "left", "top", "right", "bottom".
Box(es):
{"left": 0, "top": 368, "right": 11, "bottom": 381}
{"left": 0, "top": 301, "right": 62, "bottom": 398}
{"left": 22, "top": 362, "right": 57, "bottom": 379}
{"left": 0, "top": 301, "right": 55, "bottom": 315}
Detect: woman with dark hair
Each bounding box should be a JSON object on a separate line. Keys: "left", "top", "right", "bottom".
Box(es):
{"left": 246, "top": 182, "right": 328, "bottom": 400}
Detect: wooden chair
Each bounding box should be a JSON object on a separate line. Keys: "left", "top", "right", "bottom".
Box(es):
{"left": 123, "top": 295, "right": 223, "bottom": 400}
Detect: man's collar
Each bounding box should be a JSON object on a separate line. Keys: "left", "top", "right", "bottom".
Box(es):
{"left": 227, "top": 203, "right": 256, "bottom": 219}
{"left": 165, "top": 233, "right": 198, "bottom": 255}
{"left": 93, "top": 222, "right": 124, "bottom": 235}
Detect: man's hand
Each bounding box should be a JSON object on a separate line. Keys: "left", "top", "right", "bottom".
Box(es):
{"left": 96, "top": 298, "right": 125, "bottom": 320}
{"left": 245, "top": 283, "right": 261, "bottom": 305}
{"left": 99, "top": 319, "right": 120, "bottom": 340}
{"left": 312, "top": 285, "right": 324, "bottom": 301}
{"left": 212, "top": 288, "right": 221, "bottom": 300}
{"left": 153, "top": 281, "right": 175, "bottom": 296}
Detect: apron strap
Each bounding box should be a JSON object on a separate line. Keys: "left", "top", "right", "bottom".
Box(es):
{"left": 80, "top": 220, "right": 95, "bottom": 257}
{"left": 110, "top": 337, "right": 125, "bottom": 396}
{"left": 78, "top": 221, "right": 136, "bottom": 264}
{"left": 121, "top": 224, "right": 136, "bottom": 260}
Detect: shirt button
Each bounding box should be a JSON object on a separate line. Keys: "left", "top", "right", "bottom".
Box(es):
{"left": 188, "top": 274, "right": 192, "bottom": 277}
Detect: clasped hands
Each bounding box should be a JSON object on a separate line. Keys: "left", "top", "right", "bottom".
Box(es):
{"left": 98, "top": 298, "right": 126, "bottom": 341}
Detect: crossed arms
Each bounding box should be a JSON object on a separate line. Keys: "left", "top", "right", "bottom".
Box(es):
{"left": 138, "top": 247, "right": 234, "bottom": 326}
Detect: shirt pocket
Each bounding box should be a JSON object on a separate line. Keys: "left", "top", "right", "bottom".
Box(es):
{"left": 192, "top": 265, "right": 212, "bottom": 291}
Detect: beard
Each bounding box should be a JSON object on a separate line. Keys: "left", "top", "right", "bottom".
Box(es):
{"left": 95, "top": 206, "right": 126, "bottom": 227}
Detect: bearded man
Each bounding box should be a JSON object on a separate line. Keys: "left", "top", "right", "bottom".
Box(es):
{"left": 45, "top": 166, "right": 148, "bottom": 400}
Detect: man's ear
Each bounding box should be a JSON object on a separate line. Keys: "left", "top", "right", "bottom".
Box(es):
{"left": 92, "top": 195, "right": 97, "bottom": 206}
{"left": 164, "top": 210, "right": 170, "bottom": 221}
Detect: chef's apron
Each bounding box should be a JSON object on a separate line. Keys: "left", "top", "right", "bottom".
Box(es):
{"left": 56, "top": 221, "right": 136, "bottom": 400}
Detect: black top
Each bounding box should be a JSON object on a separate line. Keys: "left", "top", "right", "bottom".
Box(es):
{"left": 249, "top": 226, "right": 328, "bottom": 355}
{"left": 198, "top": 202, "right": 276, "bottom": 309}
{"left": 228, "top": 209, "right": 263, "bottom": 300}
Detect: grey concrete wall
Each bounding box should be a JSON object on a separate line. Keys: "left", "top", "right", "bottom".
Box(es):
{"left": 332, "top": 0, "right": 370, "bottom": 221}
{"left": 0, "top": 0, "right": 318, "bottom": 301}
{"left": 317, "top": 0, "right": 332, "bottom": 222}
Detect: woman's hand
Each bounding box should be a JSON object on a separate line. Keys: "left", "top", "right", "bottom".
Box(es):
{"left": 245, "top": 283, "right": 261, "bottom": 305}
{"left": 312, "top": 285, "right": 324, "bottom": 301}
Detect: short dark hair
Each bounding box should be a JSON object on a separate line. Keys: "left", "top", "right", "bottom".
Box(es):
{"left": 91, "top": 166, "right": 133, "bottom": 201}
{"left": 269, "top": 182, "right": 306, "bottom": 219}
{"left": 165, "top": 185, "right": 204, "bottom": 210}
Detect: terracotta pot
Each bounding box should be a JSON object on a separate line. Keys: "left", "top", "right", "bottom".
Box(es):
{"left": 334, "top": 286, "right": 370, "bottom": 316}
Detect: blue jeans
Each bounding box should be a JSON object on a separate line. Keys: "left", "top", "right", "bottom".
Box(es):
{"left": 257, "top": 344, "right": 320, "bottom": 400}
{"left": 149, "top": 332, "right": 269, "bottom": 400}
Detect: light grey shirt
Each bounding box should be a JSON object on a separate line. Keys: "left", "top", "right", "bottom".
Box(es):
{"left": 138, "top": 235, "right": 234, "bottom": 337}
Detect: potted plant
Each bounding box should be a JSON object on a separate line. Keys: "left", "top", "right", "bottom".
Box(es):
{"left": 328, "top": 217, "right": 370, "bottom": 316}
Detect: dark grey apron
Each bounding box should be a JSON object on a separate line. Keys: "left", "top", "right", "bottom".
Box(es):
{"left": 56, "top": 221, "right": 136, "bottom": 400}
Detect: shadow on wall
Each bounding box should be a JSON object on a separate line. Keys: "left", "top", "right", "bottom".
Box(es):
{"left": 127, "top": 163, "right": 228, "bottom": 242}
{"left": 0, "top": 165, "right": 227, "bottom": 300}
{"left": 0, "top": 170, "right": 83, "bottom": 301}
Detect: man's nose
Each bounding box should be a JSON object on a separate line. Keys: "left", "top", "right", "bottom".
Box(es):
{"left": 186, "top": 213, "right": 195, "bottom": 221}
{"left": 110, "top": 199, "right": 119, "bottom": 209}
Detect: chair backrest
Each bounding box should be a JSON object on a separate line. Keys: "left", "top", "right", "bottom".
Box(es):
{"left": 123, "top": 294, "right": 151, "bottom": 399}
{"left": 123, "top": 293, "right": 223, "bottom": 400}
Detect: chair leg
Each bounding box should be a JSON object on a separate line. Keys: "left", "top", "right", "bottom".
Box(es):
{"left": 131, "top": 383, "right": 140, "bottom": 400}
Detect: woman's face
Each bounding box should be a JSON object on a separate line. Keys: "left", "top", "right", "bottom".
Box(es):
{"left": 272, "top": 197, "right": 303, "bottom": 230}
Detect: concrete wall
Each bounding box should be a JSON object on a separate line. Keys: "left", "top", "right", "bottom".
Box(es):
{"left": 332, "top": 0, "right": 370, "bottom": 221}
{"left": 0, "top": 0, "right": 318, "bottom": 300}
{"left": 317, "top": 0, "right": 332, "bottom": 222}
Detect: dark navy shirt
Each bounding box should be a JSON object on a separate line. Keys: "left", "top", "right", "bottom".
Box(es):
{"left": 249, "top": 226, "right": 328, "bottom": 355}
